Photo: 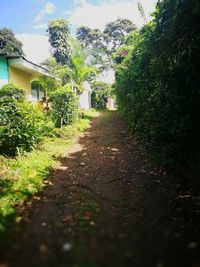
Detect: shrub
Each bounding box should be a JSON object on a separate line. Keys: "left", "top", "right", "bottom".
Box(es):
{"left": 0, "top": 84, "right": 45, "bottom": 156}
{"left": 91, "top": 81, "right": 111, "bottom": 110}
{"left": 0, "top": 83, "right": 26, "bottom": 101}
{"left": 49, "top": 85, "right": 78, "bottom": 128}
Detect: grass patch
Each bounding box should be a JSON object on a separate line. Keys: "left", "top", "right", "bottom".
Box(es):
{"left": 0, "top": 111, "right": 97, "bottom": 236}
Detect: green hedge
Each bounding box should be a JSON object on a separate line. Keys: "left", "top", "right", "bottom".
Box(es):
{"left": 114, "top": 0, "right": 200, "bottom": 178}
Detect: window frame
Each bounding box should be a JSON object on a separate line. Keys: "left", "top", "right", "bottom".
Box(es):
{"left": 31, "top": 81, "right": 45, "bottom": 101}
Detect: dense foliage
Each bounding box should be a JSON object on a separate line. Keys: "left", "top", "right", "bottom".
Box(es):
{"left": 47, "top": 21, "right": 96, "bottom": 93}
{"left": 47, "top": 19, "right": 71, "bottom": 65}
{"left": 37, "top": 75, "right": 61, "bottom": 94}
{"left": 49, "top": 86, "right": 78, "bottom": 128}
{"left": 91, "top": 81, "right": 111, "bottom": 110}
{"left": 114, "top": 0, "right": 200, "bottom": 177}
{"left": 0, "top": 28, "right": 24, "bottom": 55}
{"left": 0, "top": 84, "right": 45, "bottom": 156}
{"left": 0, "top": 83, "right": 26, "bottom": 101}
{"left": 76, "top": 18, "right": 136, "bottom": 70}
{"left": 64, "top": 40, "right": 96, "bottom": 94}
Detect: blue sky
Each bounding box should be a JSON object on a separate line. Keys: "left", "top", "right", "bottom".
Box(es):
{"left": 0, "top": 0, "right": 78, "bottom": 34}
{"left": 0, "top": 0, "right": 157, "bottom": 64}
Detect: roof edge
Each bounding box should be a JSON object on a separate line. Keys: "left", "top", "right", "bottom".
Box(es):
{"left": 0, "top": 53, "right": 49, "bottom": 73}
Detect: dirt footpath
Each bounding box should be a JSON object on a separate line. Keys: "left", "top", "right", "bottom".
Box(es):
{"left": 4, "top": 111, "right": 200, "bottom": 267}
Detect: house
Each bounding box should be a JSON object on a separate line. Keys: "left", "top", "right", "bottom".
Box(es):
{"left": 0, "top": 53, "right": 92, "bottom": 111}
{"left": 0, "top": 53, "right": 51, "bottom": 107}
{"left": 79, "top": 81, "right": 91, "bottom": 110}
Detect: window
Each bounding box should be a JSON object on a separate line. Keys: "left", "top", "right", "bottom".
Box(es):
{"left": 31, "top": 81, "right": 45, "bottom": 101}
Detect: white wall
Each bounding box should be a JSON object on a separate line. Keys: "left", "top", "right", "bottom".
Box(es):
{"left": 79, "top": 91, "right": 91, "bottom": 110}
{"left": 79, "top": 81, "right": 91, "bottom": 110}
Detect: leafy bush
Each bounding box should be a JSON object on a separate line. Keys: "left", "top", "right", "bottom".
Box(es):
{"left": 114, "top": 0, "right": 200, "bottom": 178}
{"left": 0, "top": 83, "right": 26, "bottom": 101}
{"left": 91, "top": 81, "right": 111, "bottom": 110}
{"left": 49, "top": 85, "right": 78, "bottom": 128}
{"left": 0, "top": 84, "right": 45, "bottom": 156}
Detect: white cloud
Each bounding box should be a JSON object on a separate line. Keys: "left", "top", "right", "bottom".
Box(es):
{"left": 33, "top": 23, "right": 47, "bottom": 29}
{"left": 34, "top": 2, "right": 56, "bottom": 23}
{"left": 16, "top": 34, "right": 51, "bottom": 64}
{"left": 68, "top": 0, "right": 157, "bottom": 30}
{"left": 73, "top": 0, "right": 87, "bottom": 6}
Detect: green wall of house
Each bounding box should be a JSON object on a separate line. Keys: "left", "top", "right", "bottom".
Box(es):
{"left": 0, "top": 56, "right": 9, "bottom": 87}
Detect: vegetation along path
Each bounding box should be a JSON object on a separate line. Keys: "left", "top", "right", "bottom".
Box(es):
{"left": 3, "top": 111, "right": 200, "bottom": 267}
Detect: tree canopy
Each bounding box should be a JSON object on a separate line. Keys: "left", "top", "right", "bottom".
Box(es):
{"left": 0, "top": 28, "right": 24, "bottom": 55}
{"left": 64, "top": 39, "right": 96, "bottom": 94}
{"left": 46, "top": 38, "right": 96, "bottom": 94}
{"left": 76, "top": 18, "right": 136, "bottom": 70}
{"left": 47, "top": 19, "right": 71, "bottom": 65}
{"left": 104, "top": 18, "right": 136, "bottom": 53}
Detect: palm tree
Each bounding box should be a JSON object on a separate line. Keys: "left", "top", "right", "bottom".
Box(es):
{"left": 45, "top": 39, "right": 97, "bottom": 94}
{"left": 65, "top": 39, "right": 97, "bottom": 94}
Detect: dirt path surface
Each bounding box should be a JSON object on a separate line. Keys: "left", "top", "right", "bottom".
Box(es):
{"left": 3, "top": 111, "right": 200, "bottom": 267}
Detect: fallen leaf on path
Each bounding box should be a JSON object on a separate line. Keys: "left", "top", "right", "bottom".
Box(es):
{"left": 111, "top": 148, "right": 119, "bottom": 152}
{"left": 15, "top": 216, "right": 22, "bottom": 223}
{"left": 178, "top": 195, "right": 192, "bottom": 199}
{"left": 58, "top": 165, "right": 68, "bottom": 171}
{"left": 39, "top": 244, "right": 48, "bottom": 252}
{"left": 62, "top": 243, "right": 72, "bottom": 251}
{"left": 188, "top": 242, "right": 198, "bottom": 249}
{"left": 62, "top": 215, "right": 73, "bottom": 222}
{"left": 33, "top": 196, "right": 41, "bottom": 200}
{"left": 43, "top": 180, "right": 53, "bottom": 185}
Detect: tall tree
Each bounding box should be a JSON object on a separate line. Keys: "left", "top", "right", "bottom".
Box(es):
{"left": 103, "top": 18, "right": 136, "bottom": 53}
{"left": 137, "top": 2, "right": 147, "bottom": 23}
{"left": 0, "top": 28, "right": 24, "bottom": 55}
{"left": 76, "top": 18, "right": 136, "bottom": 69}
{"left": 47, "top": 19, "right": 71, "bottom": 65}
{"left": 76, "top": 26, "right": 107, "bottom": 69}
{"left": 63, "top": 39, "right": 96, "bottom": 94}
{"left": 47, "top": 39, "right": 96, "bottom": 94}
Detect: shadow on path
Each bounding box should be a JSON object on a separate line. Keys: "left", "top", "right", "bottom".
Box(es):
{"left": 3, "top": 111, "right": 200, "bottom": 267}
